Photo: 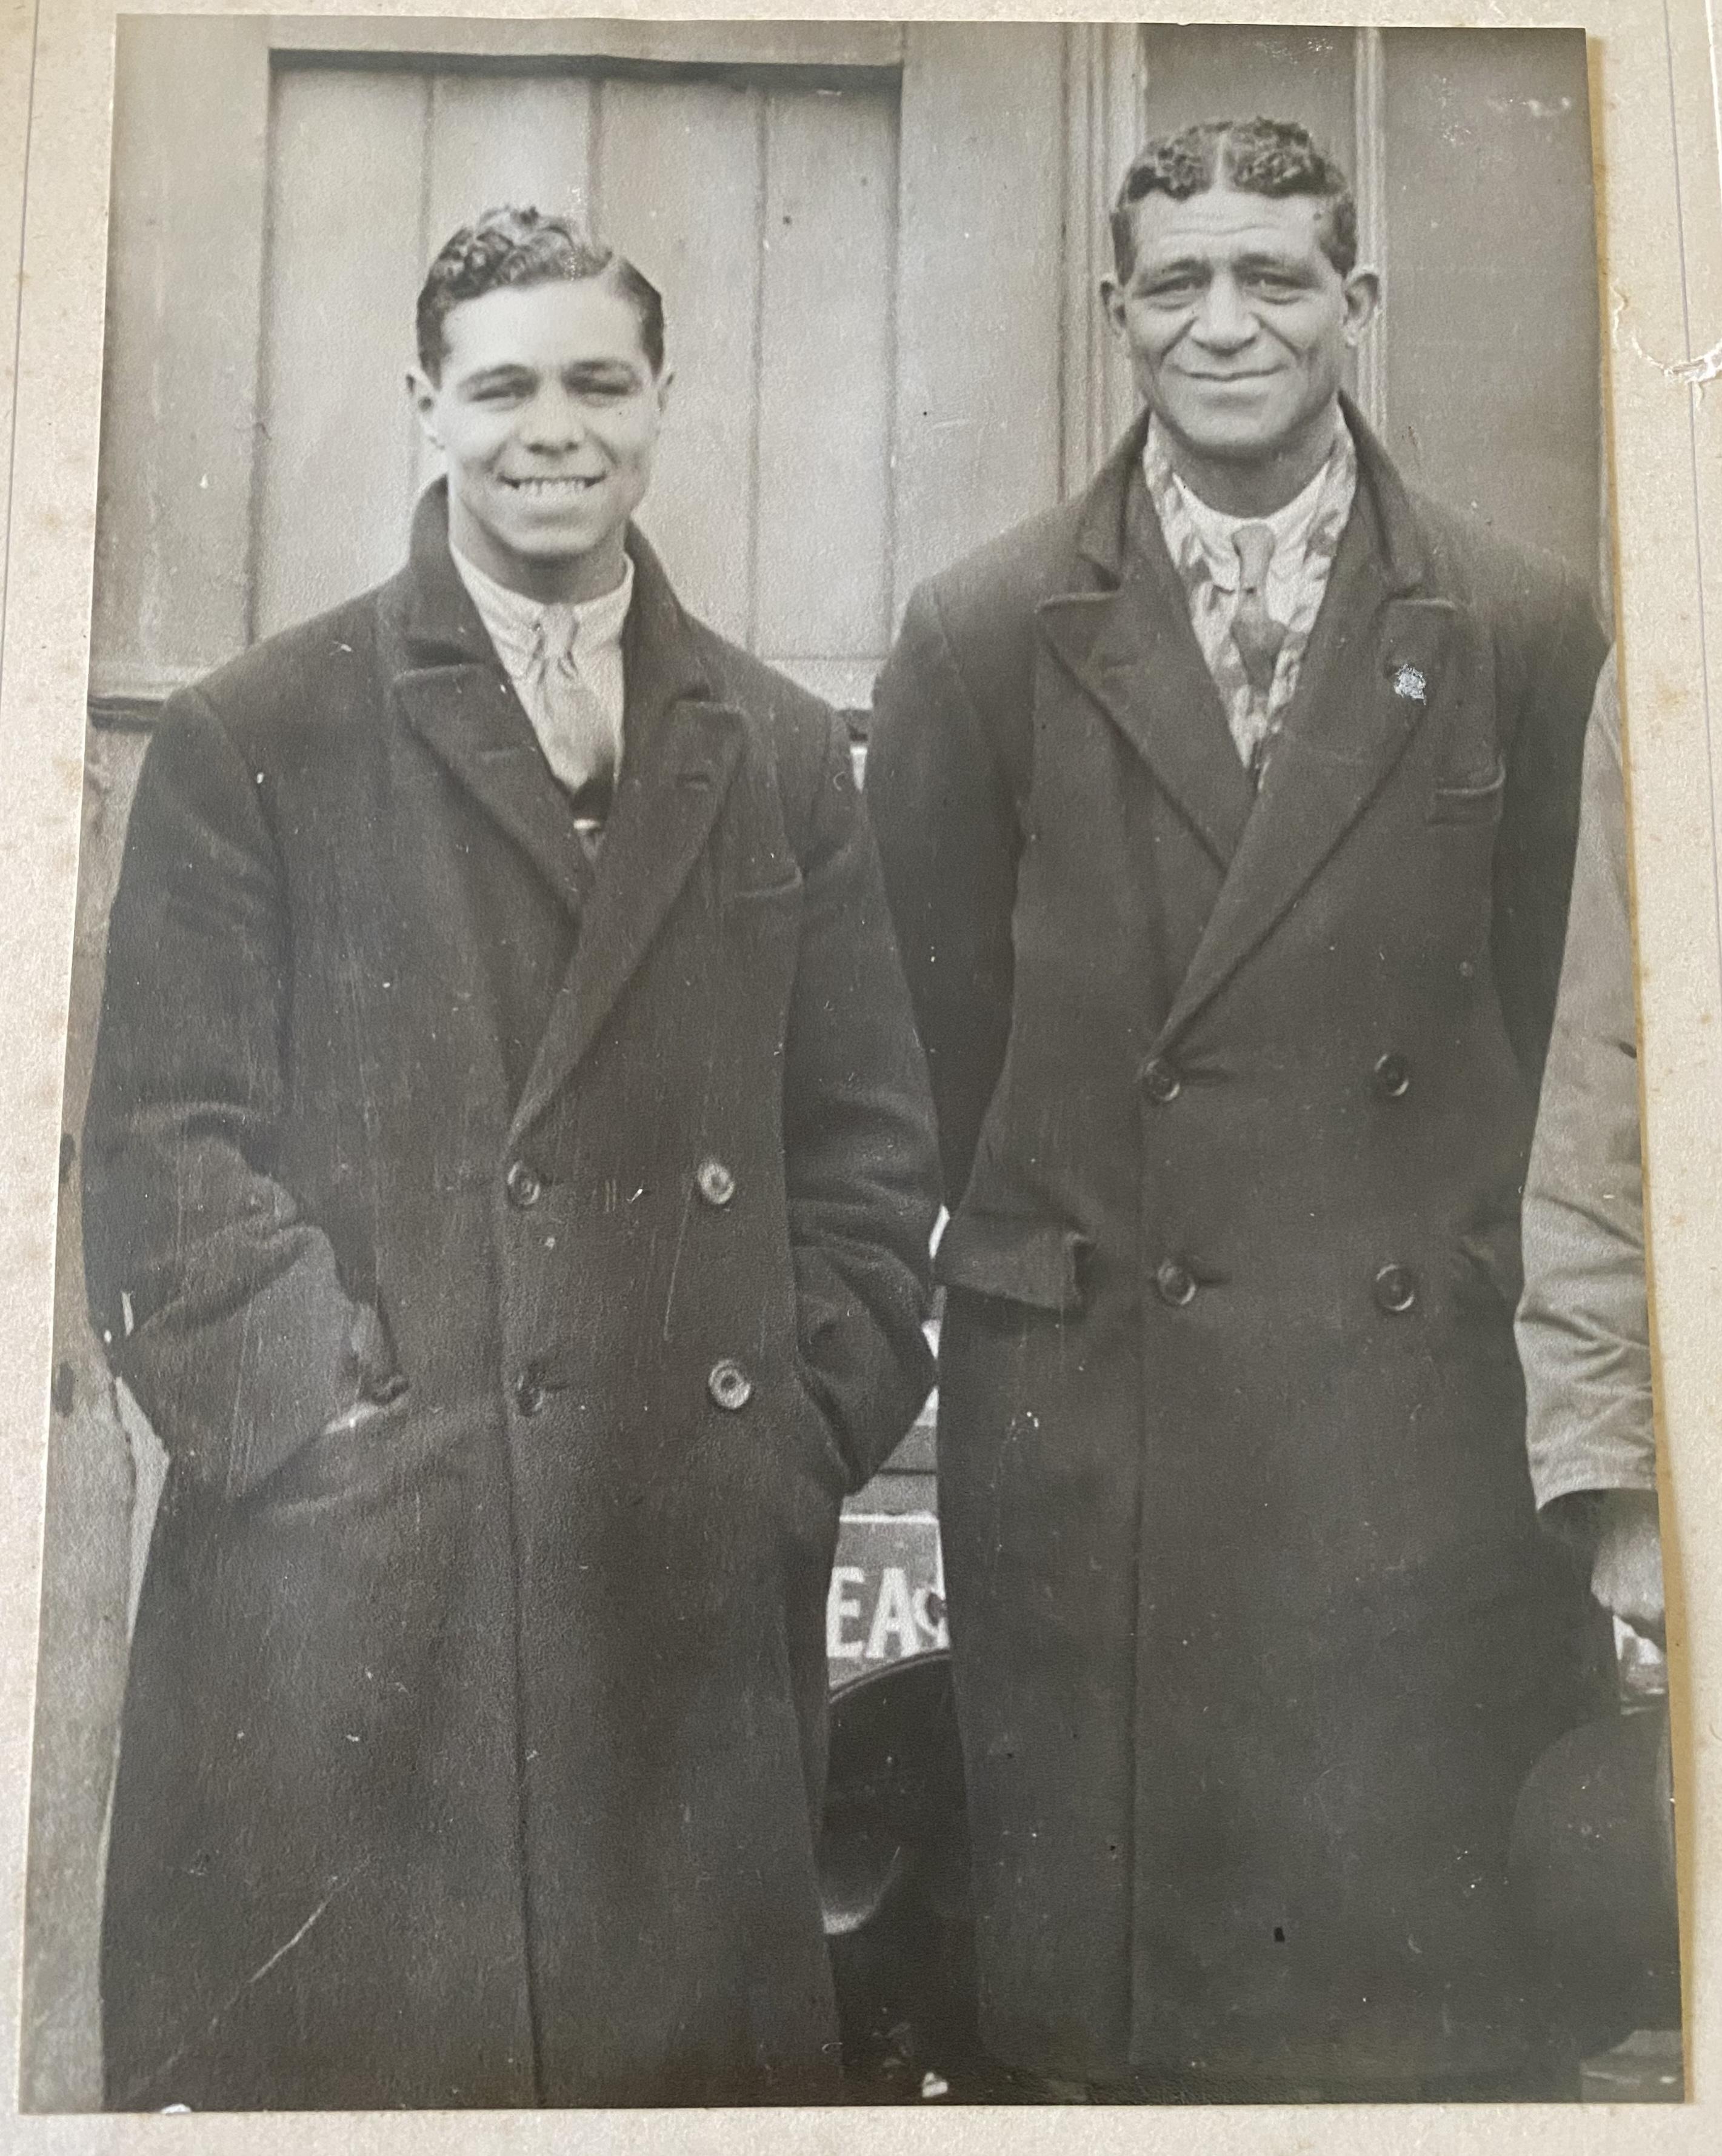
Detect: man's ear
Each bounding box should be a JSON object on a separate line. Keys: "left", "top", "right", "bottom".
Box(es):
{"left": 1341, "top": 269, "right": 1381, "bottom": 346}
{"left": 653, "top": 362, "right": 676, "bottom": 417}
{"left": 1100, "top": 275, "right": 1128, "bottom": 343}
{"left": 406, "top": 366, "right": 442, "bottom": 450}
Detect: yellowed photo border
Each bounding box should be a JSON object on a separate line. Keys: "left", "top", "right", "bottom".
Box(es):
{"left": 1, "top": 2, "right": 1717, "bottom": 2148}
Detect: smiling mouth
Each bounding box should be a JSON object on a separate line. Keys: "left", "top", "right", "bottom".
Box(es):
{"left": 503, "top": 475, "right": 604, "bottom": 496}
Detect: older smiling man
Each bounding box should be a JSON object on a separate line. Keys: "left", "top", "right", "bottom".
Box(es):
{"left": 867, "top": 119, "right": 1610, "bottom": 2100}
{"left": 82, "top": 207, "right": 939, "bottom": 2111}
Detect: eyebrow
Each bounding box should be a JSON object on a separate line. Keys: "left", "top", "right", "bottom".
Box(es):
{"left": 457, "top": 364, "right": 536, "bottom": 394}
{"left": 1136, "top": 249, "right": 1315, "bottom": 285}
{"left": 1232, "top": 251, "right": 1315, "bottom": 276}
{"left": 455, "top": 359, "right": 643, "bottom": 393}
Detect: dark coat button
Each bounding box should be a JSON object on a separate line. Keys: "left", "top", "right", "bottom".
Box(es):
{"left": 1372, "top": 1052, "right": 1412, "bottom": 1101}
{"left": 1155, "top": 1260, "right": 1196, "bottom": 1307}
{"left": 696, "top": 1157, "right": 737, "bottom": 1207}
{"left": 1373, "top": 1263, "right": 1418, "bottom": 1315}
{"left": 514, "top": 1369, "right": 547, "bottom": 1416}
{"left": 1141, "top": 1056, "right": 1182, "bottom": 1104}
{"left": 506, "top": 1159, "right": 543, "bottom": 1209}
{"left": 707, "top": 1358, "right": 753, "bottom": 1412}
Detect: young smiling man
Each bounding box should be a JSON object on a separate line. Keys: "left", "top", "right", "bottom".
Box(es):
{"left": 83, "top": 207, "right": 939, "bottom": 2110}
{"left": 867, "top": 120, "right": 1610, "bottom": 2100}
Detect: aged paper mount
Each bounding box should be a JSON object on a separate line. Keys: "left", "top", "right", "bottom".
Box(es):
{"left": 0, "top": 0, "right": 1718, "bottom": 2149}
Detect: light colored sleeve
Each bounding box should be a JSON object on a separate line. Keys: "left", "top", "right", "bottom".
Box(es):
{"left": 1516, "top": 650, "right": 1657, "bottom": 1507}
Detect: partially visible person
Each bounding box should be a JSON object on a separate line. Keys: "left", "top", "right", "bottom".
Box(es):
{"left": 1517, "top": 650, "right": 1666, "bottom": 1640}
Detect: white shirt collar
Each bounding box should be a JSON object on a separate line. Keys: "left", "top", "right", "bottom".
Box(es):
{"left": 451, "top": 543, "right": 635, "bottom": 674}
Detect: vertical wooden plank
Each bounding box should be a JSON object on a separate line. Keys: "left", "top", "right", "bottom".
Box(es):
{"left": 893, "top": 24, "right": 1064, "bottom": 616}
{"left": 1382, "top": 29, "right": 1598, "bottom": 584}
{"left": 415, "top": 70, "right": 597, "bottom": 490}
{"left": 1136, "top": 24, "right": 1356, "bottom": 173}
{"left": 596, "top": 76, "right": 763, "bottom": 642}
{"left": 88, "top": 15, "right": 272, "bottom": 698}
{"left": 1062, "top": 22, "right": 1147, "bottom": 495}
{"left": 753, "top": 81, "right": 895, "bottom": 684}
{"left": 424, "top": 68, "right": 595, "bottom": 243}
{"left": 1352, "top": 29, "right": 1388, "bottom": 431}
{"left": 255, "top": 64, "right": 429, "bottom": 638}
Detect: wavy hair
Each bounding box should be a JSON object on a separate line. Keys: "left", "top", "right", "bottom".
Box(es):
{"left": 1110, "top": 118, "right": 1358, "bottom": 279}
{"left": 415, "top": 205, "right": 666, "bottom": 380}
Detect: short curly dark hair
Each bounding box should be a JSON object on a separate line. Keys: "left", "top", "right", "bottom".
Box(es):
{"left": 415, "top": 205, "right": 666, "bottom": 381}
{"left": 1110, "top": 118, "right": 1358, "bottom": 280}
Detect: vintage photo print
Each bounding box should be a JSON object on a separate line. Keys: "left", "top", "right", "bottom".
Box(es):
{"left": 17, "top": 7, "right": 1686, "bottom": 2120}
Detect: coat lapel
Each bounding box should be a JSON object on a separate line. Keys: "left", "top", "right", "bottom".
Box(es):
{"left": 1038, "top": 427, "right": 1255, "bottom": 872}
{"left": 390, "top": 484, "right": 595, "bottom": 912}
{"left": 1153, "top": 404, "right": 1461, "bottom": 1049}
{"left": 509, "top": 538, "right": 743, "bottom": 1140}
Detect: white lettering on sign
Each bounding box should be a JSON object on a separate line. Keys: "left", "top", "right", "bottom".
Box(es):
{"left": 827, "top": 1566, "right": 867, "bottom": 1661}
{"left": 826, "top": 1518, "right": 952, "bottom": 1666}
{"left": 913, "top": 1584, "right": 950, "bottom": 1649}
{"left": 865, "top": 1566, "right": 921, "bottom": 1661}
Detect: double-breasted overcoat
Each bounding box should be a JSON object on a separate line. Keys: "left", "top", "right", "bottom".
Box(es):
{"left": 866, "top": 402, "right": 1610, "bottom": 2094}
{"left": 83, "top": 487, "right": 939, "bottom": 2109}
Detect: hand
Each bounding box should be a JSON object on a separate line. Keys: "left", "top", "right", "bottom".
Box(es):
{"left": 1590, "top": 1488, "right": 1665, "bottom": 1636}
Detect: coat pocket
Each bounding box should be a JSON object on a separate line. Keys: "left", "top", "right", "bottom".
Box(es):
{"left": 1428, "top": 758, "right": 1507, "bottom": 826}
{"left": 243, "top": 1384, "right": 440, "bottom": 1521}
{"left": 935, "top": 1210, "right": 1089, "bottom": 1313}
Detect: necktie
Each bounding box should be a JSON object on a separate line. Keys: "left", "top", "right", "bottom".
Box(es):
{"left": 533, "top": 627, "right": 618, "bottom": 831}
{"left": 1230, "top": 523, "right": 1287, "bottom": 699}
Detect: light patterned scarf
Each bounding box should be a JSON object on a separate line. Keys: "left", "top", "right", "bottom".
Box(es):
{"left": 1141, "top": 412, "right": 1358, "bottom": 780}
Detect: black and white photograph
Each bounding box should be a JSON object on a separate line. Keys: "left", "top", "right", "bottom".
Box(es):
{"left": 18, "top": 8, "right": 1687, "bottom": 2117}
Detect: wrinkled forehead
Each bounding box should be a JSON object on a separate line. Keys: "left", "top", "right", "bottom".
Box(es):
{"left": 1123, "top": 184, "right": 1335, "bottom": 274}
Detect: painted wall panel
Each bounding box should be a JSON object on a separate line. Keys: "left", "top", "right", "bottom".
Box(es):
{"left": 1382, "top": 28, "right": 1599, "bottom": 582}
{"left": 893, "top": 23, "right": 1066, "bottom": 613}
{"left": 255, "top": 65, "right": 428, "bottom": 635}
{"left": 88, "top": 16, "right": 270, "bottom": 699}
{"left": 1137, "top": 23, "right": 1357, "bottom": 172}
{"left": 754, "top": 82, "right": 896, "bottom": 682}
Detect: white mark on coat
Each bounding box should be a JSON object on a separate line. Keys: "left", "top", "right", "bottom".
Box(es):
{"left": 135, "top": 1878, "right": 353, "bottom": 2100}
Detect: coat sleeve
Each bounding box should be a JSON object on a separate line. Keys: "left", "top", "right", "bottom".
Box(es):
{"left": 780, "top": 712, "right": 941, "bottom": 1489}
{"left": 1515, "top": 652, "right": 1656, "bottom": 1510}
{"left": 864, "top": 582, "right": 1024, "bottom": 1205}
{"left": 784, "top": 715, "right": 944, "bottom": 1492}
{"left": 1490, "top": 568, "right": 1610, "bottom": 1087}
{"left": 82, "top": 689, "right": 399, "bottom": 1499}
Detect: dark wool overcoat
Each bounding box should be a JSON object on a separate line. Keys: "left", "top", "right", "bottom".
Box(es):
{"left": 865, "top": 402, "right": 1610, "bottom": 2096}
{"left": 83, "top": 487, "right": 939, "bottom": 2111}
